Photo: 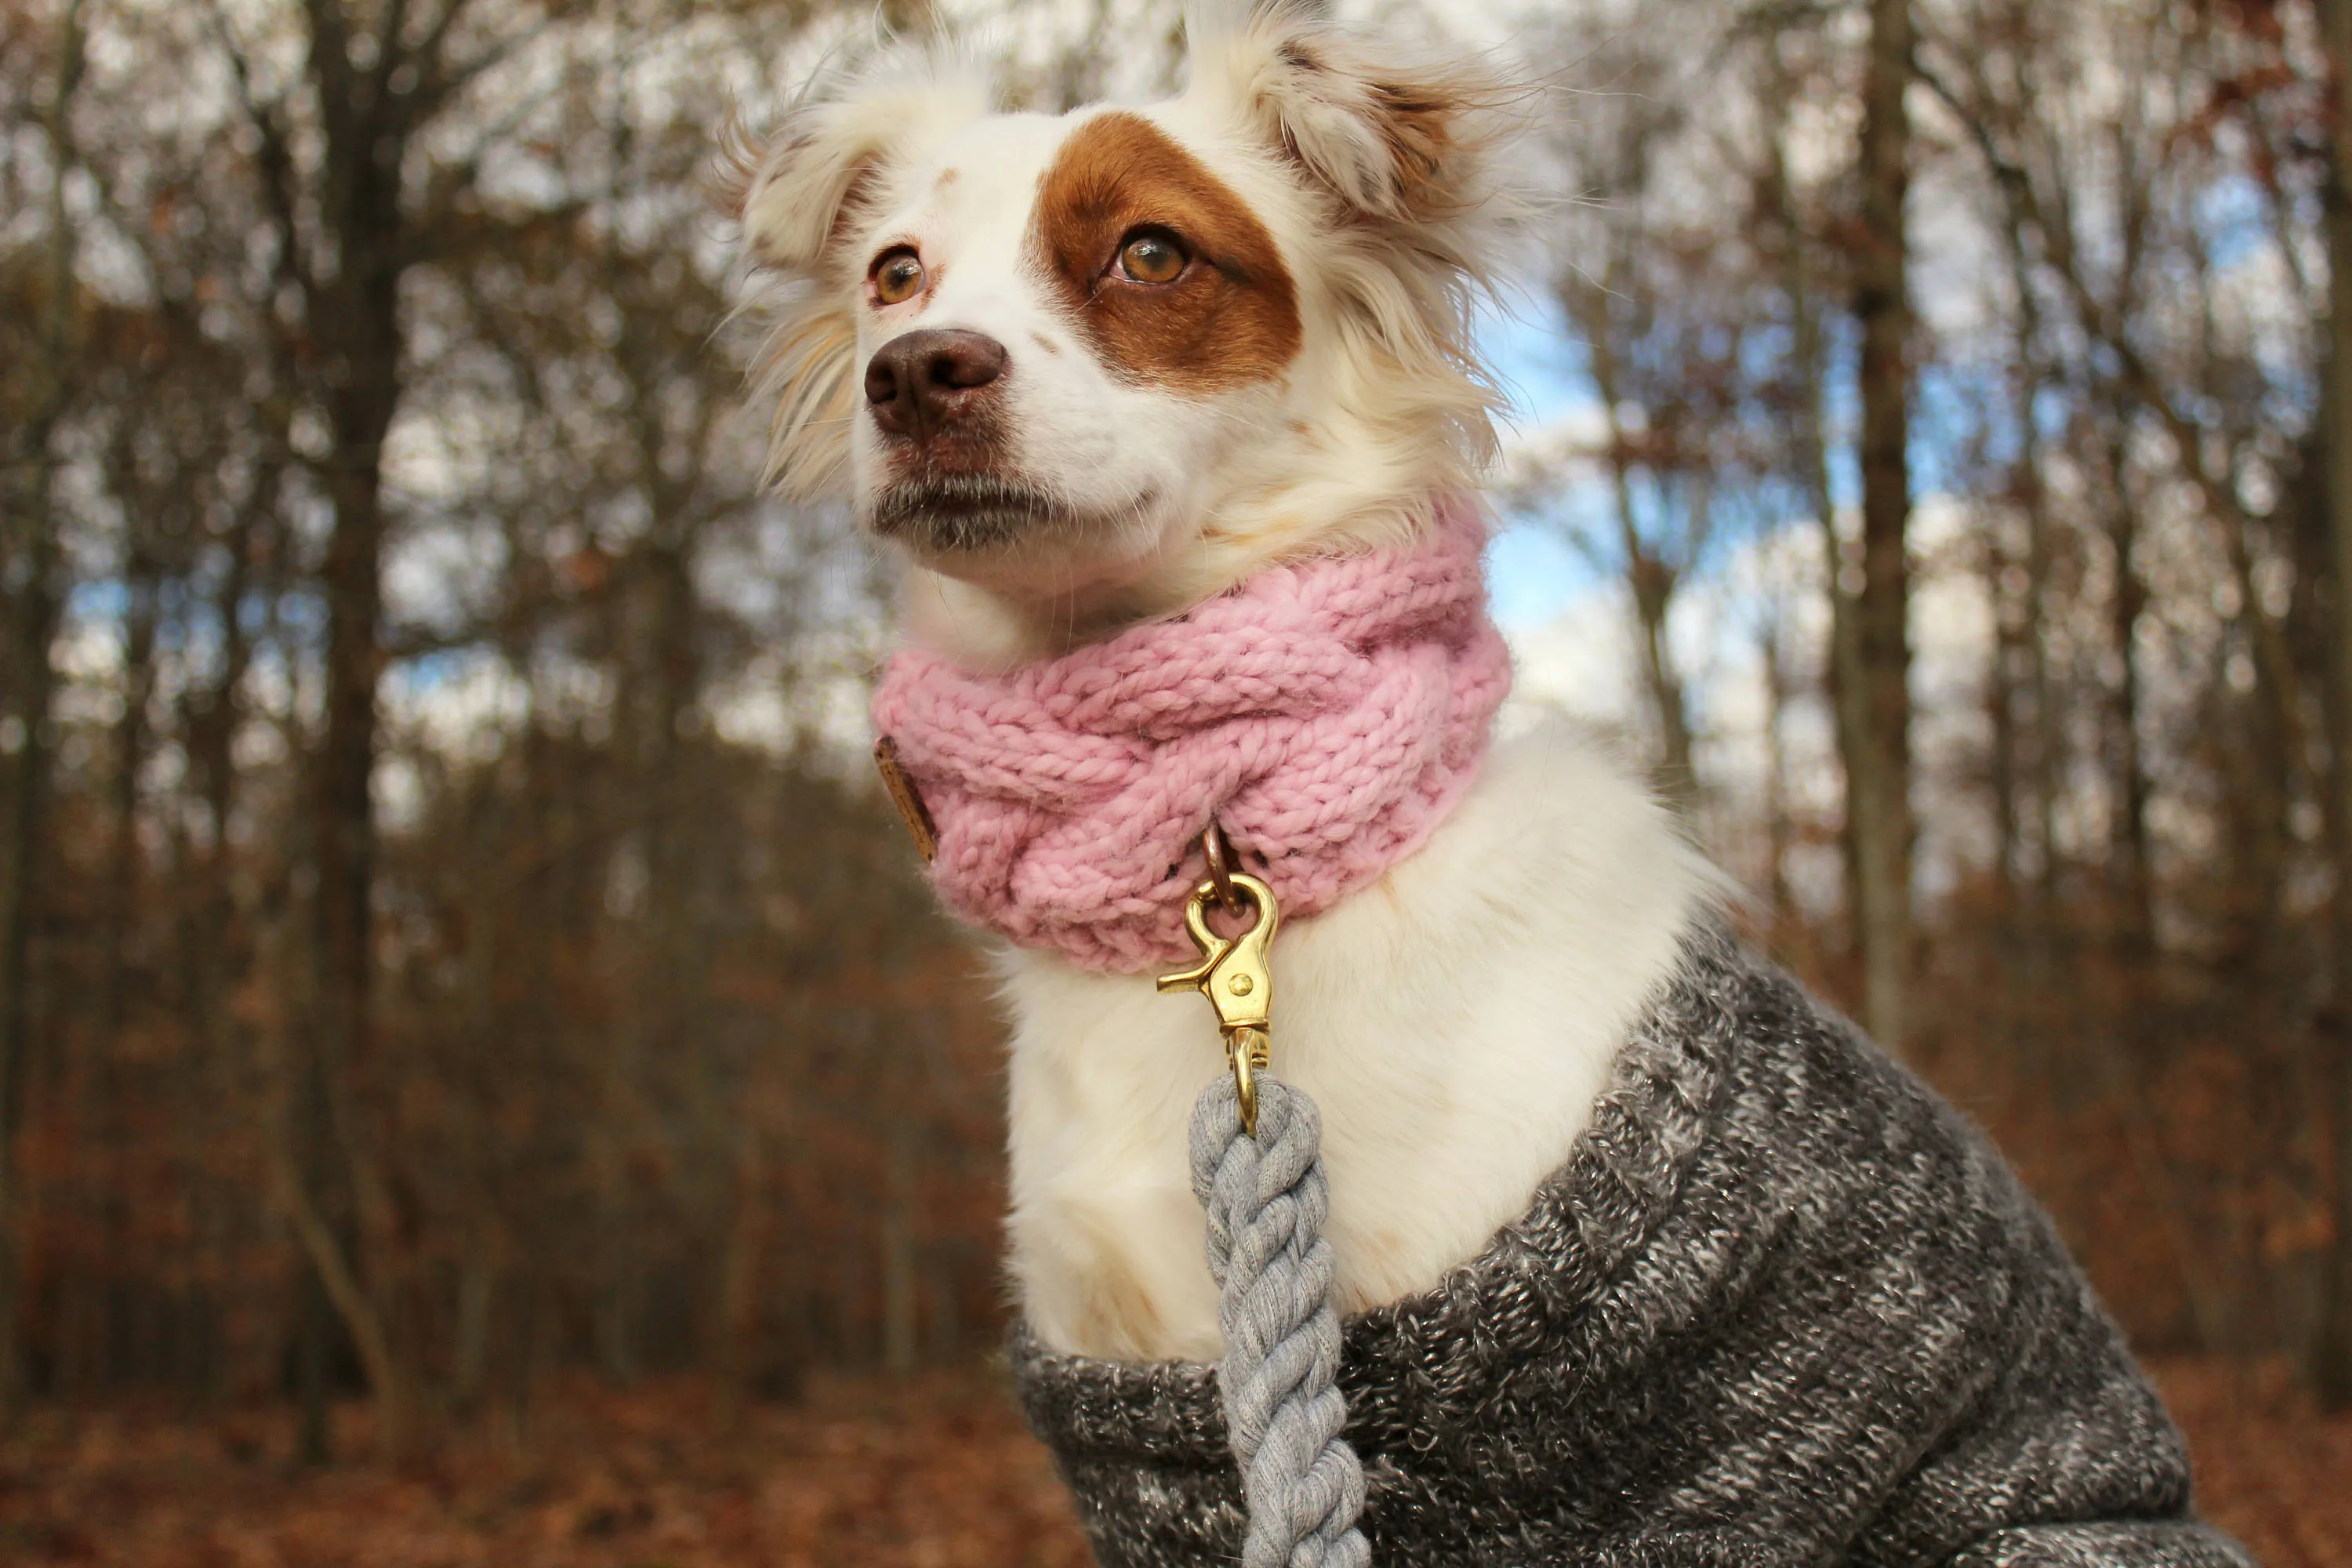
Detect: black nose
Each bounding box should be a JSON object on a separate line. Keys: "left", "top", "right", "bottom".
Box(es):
{"left": 864, "top": 328, "right": 1008, "bottom": 442}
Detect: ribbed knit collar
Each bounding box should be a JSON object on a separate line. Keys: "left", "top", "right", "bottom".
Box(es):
{"left": 869, "top": 500, "right": 1513, "bottom": 973}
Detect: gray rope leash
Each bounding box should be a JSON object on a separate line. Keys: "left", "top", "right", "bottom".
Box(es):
{"left": 1159, "top": 842, "right": 1369, "bottom": 1564}
{"left": 1190, "top": 1073, "right": 1370, "bottom": 1568}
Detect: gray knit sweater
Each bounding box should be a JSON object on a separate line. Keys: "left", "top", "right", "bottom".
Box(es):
{"left": 1012, "top": 927, "right": 2255, "bottom": 1566}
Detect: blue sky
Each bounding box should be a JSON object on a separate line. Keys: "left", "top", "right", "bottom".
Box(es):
{"left": 1476, "top": 293, "right": 1613, "bottom": 630}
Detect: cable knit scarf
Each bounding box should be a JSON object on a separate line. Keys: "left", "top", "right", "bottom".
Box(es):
{"left": 868, "top": 499, "right": 1513, "bottom": 973}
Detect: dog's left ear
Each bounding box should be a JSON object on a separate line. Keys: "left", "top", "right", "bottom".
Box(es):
{"left": 1182, "top": 1, "right": 1509, "bottom": 229}
{"left": 717, "top": 53, "right": 988, "bottom": 502}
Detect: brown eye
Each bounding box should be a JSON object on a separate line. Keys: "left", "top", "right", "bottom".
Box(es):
{"left": 1116, "top": 231, "right": 1187, "bottom": 285}
{"left": 872, "top": 248, "right": 927, "bottom": 306}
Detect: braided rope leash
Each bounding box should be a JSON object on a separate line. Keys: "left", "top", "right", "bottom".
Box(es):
{"left": 1190, "top": 1074, "right": 1370, "bottom": 1568}
{"left": 1159, "top": 837, "right": 1370, "bottom": 1566}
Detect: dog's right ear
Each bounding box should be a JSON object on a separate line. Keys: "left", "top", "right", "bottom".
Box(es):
{"left": 720, "top": 56, "right": 985, "bottom": 277}
{"left": 719, "top": 56, "right": 987, "bottom": 499}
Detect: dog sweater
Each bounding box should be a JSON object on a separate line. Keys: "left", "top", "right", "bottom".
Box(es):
{"left": 1011, "top": 925, "right": 2256, "bottom": 1567}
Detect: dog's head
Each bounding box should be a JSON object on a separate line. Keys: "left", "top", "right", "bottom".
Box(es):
{"left": 725, "top": 2, "right": 1516, "bottom": 665}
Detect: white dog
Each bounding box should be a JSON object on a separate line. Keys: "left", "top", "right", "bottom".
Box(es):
{"left": 723, "top": 7, "right": 2249, "bottom": 1565}
{"left": 722, "top": 2, "right": 1714, "bottom": 1365}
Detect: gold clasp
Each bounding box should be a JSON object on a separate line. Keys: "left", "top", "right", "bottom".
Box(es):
{"left": 1157, "top": 872, "right": 1278, "bottom": 1036}
{"left": 1158, "top": 870, "right": 1279, "bottom": 1134}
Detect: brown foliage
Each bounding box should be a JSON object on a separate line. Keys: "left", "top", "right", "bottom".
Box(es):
{"left": 4, "top": 0, "right": 2352, "bottom": 1519}
{"left": 0, "top": 1366, "right": 2339, "bottom": 1568}
{"left": 2154, "top": 1359, "right": 2352, "bottom": 1568}
{"left": 0, "top": 1374, "right": 1092, "bottom": 1568}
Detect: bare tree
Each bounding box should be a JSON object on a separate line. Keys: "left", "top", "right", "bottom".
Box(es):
{"left": 0, "top": 0, "right": 85, "bottom": 1418}
{"left": 1530, "top": 5, "right": 1765, "bottom": 810}
{"left": 2316, "top": 0, "right": 2352, "bottom": 1412}
{"left": 8, "top": 0, "right": 2352, "bottom": 1462}
{"left": 1842, "top": 0, "right": 1918, "bottom": 1056}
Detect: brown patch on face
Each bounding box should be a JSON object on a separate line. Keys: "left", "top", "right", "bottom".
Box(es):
{"left": 1029, "top": 111, "right": 1302, "bottom": 392}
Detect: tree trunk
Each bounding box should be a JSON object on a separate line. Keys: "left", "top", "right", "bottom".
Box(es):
{"left": 79, "top": 556, "right": 150, "bottom": 1393}
{"left": 2315, "top": 0, "right": 2352, "bottom": 1412}
{"left": 1985, "top": 524, "right": 2024, "bottom": 1062}
{"left": 0, "top": 498, "right": 61, "bottom": 1422}
{"left": 1763, "top": 60, "right": 1890, "bottom": 1017}
{"left": 1847, "top": 0, "right": 1918, "bottom": 1056}
{"left": 2103, "top": 478, "right": 2154, "bottom": 962}
{"left": 1760, "top": 615, "right": 1795, "bottom": 938}
{"left": 0, "top": 0, "right": 87, "bottom": 1418}
{"left": 714, "top": 1131, "right": 768, "bottom": 1417}
{"left": 451, "top": 1249, "right": 495, "bottom": 1414}
{"left": 1998, "top": 214, "right": 2063, "bottom": 946}
{"left": 272, "top": 1134, "right": 410, "bottom": 1461}
{"left": 881, "top": 1113, "right": 920, "bottom": 1378}
{"left": 1568, "top": 268, "right": 1697, "bottom": 811}
{"left": 285, "top": 0, "right": 421, "bottom": 1462}
{"left": 1625, "top": 523, "right": 1696, "bottom": 814}
{"left": 178, "top": 478, "right": 266, "bottom": 1418}
{"left": 103, "top": 572, "right": 156, "bottom": 1041}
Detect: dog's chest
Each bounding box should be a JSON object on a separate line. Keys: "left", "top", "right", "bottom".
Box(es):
{"left": 996, "top": 725, "right": 1720, "bottom": 1364}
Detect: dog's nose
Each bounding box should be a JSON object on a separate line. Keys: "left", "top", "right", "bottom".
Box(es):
{"left": 864, "top": 329, "right": 1008, "bottom": 441}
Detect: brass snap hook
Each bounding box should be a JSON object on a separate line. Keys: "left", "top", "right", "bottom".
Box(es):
{"left": 1158, "top": 869, "right": 1279, "bottom": 1135}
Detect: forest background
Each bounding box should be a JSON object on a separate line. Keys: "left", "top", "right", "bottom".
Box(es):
{"left": 5, "top": 0, "right": 2352, "bottom": 1563}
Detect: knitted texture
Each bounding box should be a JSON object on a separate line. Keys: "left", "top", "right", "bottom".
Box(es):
{"left": 1188, "top": 1076, "right": 1368, "bottom": 1568}
{"left": 1014, "top": 926, "right": 2257, "bottom": 1568}
{"left": 869, "top": 499, "right": 1512, "bottom": 972}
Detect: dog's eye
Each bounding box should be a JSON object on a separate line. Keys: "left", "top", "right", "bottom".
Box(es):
{"left": 871, "top": 248, "right": 927, "bottom": 306}
{"left": 1116, "top": 231, "right": 1188, "bottom": 285}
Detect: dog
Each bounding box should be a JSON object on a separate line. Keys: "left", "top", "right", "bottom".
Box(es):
{"left": 723, "top": 6, "right": 2255, "bottom": 1563}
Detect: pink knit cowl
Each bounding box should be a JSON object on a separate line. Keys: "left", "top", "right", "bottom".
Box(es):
{"left": 869, "top": 499, "right": 1514, "bottom": 973}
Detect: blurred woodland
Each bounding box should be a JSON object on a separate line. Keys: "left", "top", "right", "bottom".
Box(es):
{"left": 5, "top": 0, "right": 2352, "bottom": 1561}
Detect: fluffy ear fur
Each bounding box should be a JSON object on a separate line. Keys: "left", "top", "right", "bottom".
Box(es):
{"left": 718, "top": 54, "right": 989, "bottom": 500}
{"left": 1181, "top": 1, "right": 1523, "bottom": 506}
{"left": 1181, "top": 1, "right": 1516, "bottom": 231}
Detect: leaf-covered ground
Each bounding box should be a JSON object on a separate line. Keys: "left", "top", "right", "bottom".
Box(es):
{"left": 0, "top": 1359, "right": 2341, "bottom": 1567}
{"left": 2155, "top": 1359, "right": 2352, "bottom": 1568}
{"left": 0, "top": 1374, "right": 1088, "bottom": 1568}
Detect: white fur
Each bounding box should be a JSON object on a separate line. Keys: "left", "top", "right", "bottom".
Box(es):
{"left": 725, "top": 7, "right": 1720, "bottom": 1365}
{"left": 1002, "top": 720, "right": 1727, "bottom": 1363}
{"left": 851, "top": 106, "right": 1277, "bottom": 637}
{"left": 728, "top": 2, "right": 1519, "bottom": 668}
